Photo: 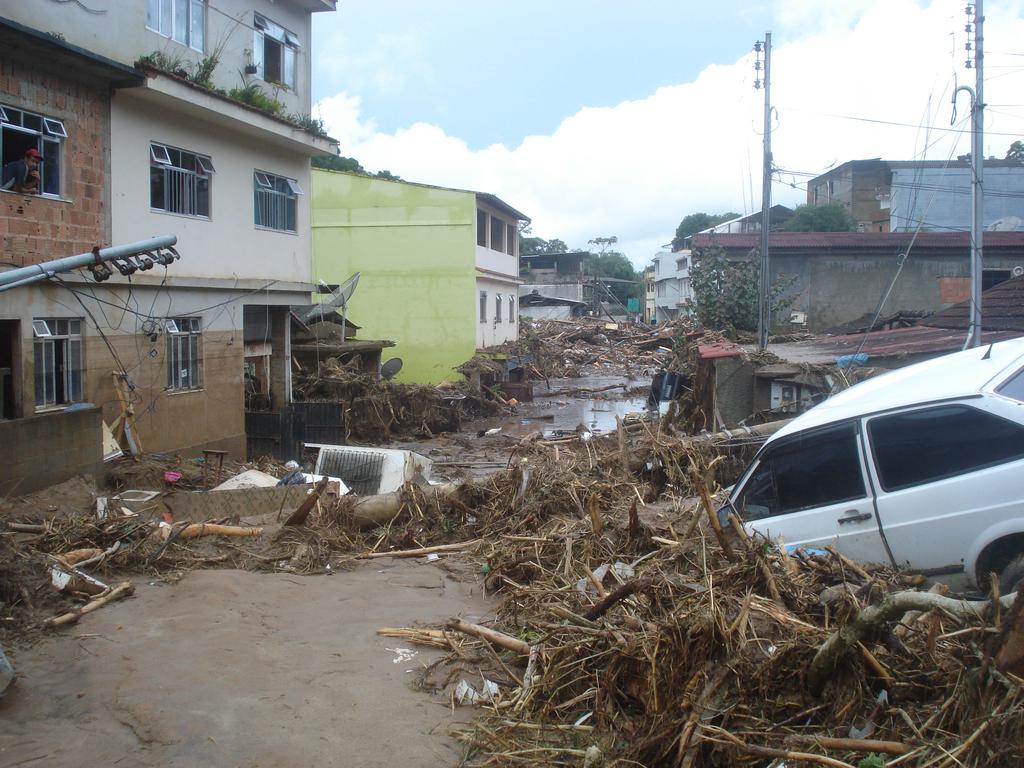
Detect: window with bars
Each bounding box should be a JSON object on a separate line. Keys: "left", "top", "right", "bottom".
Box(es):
{"left": 479, "top": 291, "right": 487, "bottom": 323}
{"left": 508, "top": 295, "right": 515, "bottom": 322}
{"left": 165, "top": 317, "right": 203, "bottom": 391}
{"left": 253, "top": 14, "right": 299, "bottom": 89}
{"left": 151, "top": 143, "right": 213, "bottom": 218}
{"left": 495, "top": 293, "right": 503, "bottom": 323}
{"left": 1, "top": 104, "right": 66, "bottom": 197}
{"left": 32, "top": 318, "right": 83, "bottom": 409}
{"left": 146, "top": 0, "right": 205, "bottom": 51}
{"left": 254, "top": 171, "right": 300, "bottom": 232}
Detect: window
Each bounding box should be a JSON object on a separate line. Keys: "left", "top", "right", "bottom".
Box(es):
{"left": 479, "top": 291, "right": 487, "bottom": 323}
{"left": 736, "top": 422, "right": 865, "bottom": 520}
{"left": 477, "top": 210, "right": 488, "bottom": 247}
{"left": 166, "top": 317, "right": 202, "bottom": 390}
{"left": 253, "top": 14, "right": 298, "bottom": 89}
{"left": 254, "top": 171, "right": 300, "bottom": 232}
{"left": 506, "top": 223, "right": 516, "bottom": 256}
{"left": 508, "top": 295, "right": 515, "bottom": 322}
{"left": 33, "top": 318, "right": 83, "bottom": 409}
{"left": 495, "top": 293, "right": 503, "bottom": 323}
{"left": 868, "top": 404, "right": 1024, "bottom": 492}
{"left": 490, "top": 216, "right": 505, "bottom": 252}
{"left": 146, "top": 0, "right": 205, "bottom": 52}
{"left": 997, "top": 367, "right": 1024, "bottom": 403}
{"left": 1, "top": 104, "right": 65, "bottom": 196}
{"left": 150, "top": 142, "right": 212, "bottom": 218}
{"left": 676, "top": 257, "right": 688, "bottom": 270}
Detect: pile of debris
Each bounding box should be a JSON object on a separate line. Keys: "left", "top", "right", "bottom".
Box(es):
{"left": 2, "top": 427, "right": 1020, "bottom": 767}
{"left": 506, "top": 318, "right": 696, "bottom": 379}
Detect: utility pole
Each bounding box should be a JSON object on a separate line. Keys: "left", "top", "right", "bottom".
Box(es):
{"left": 955, "top": 3, "right": 984, "bottom": 348}
{"left": 754, "top": 33, "right": 772, "bottom": 350}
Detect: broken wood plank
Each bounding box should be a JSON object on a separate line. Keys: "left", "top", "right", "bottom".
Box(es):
{"left": 45, "top": 582, "right": 134, "bottom": 628}
{"left": 357, "top": 540, "right": 481, "bottom": 559}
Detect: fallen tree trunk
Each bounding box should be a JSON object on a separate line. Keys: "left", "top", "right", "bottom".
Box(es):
{"left": 175, "top": 523, "right": 263, "bottom": 539}
{"left": 808, "top": 589, "right": 1018, "bottom": 694}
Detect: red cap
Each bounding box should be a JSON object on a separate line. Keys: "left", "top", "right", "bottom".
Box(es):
{"left": 24, "top": 148, "right": 42, "bottom": 159}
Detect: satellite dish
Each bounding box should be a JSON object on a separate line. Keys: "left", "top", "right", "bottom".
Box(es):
{"left": 380, "top": 358, "right": 403, "bottom": 381}
{"left": 1013, "top": 265, "right": 1024, "bottom": 278}
{"left": 300, "top": 272, "right": 360, "bottom": 323}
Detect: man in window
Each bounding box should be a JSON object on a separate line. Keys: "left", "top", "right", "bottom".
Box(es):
{"left": 2, "top": 147, "right": 41, "bottom": 194}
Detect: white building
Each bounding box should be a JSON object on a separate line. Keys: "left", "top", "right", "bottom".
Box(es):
{"left": 652, "top": 250, "right": 693, "bottom": 322}
{"left": 1, "top": 1, "right": 337, "bottom": 461}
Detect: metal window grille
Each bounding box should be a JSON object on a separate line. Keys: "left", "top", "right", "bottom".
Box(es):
{"left": 253, "top": 172, "right": 297, "bottom": 232}
{"left": 151, "top": 144, "right": 211, "bottom": 217}
{"left": 166, "top": 317, "right": 203, "bottom": 390}
{"left": 32, "top": 317, "right": 83, "bottom": 408}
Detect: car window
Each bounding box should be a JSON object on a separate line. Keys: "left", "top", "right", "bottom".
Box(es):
{"left": 996, "top": 366, "right": 1024, "bottom": 403}
{"left": 868, "top": 404, "right": 1024, "bottom": 492}
{"left": 736, "top": 422, "right": 866, "bottom": 521}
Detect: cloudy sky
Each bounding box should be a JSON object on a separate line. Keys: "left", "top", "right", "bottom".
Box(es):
{"left": 311, "top": 1, "right": 1024, "bottom": 268}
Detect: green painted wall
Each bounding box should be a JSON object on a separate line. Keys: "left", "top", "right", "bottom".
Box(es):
{"left": 312, "top": 170, "right": 477, "bottom": 384}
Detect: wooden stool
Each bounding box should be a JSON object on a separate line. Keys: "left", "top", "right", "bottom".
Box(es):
{"left": 202, "top": 449, "right": 228, "bottom": 489}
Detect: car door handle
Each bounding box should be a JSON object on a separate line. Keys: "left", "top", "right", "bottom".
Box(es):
{"left": 837, "top": 511, "right": 872, "bottom": 524}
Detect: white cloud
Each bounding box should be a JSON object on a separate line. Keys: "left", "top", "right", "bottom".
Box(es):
{"left": 317, "top": 0, "right": 1024, "bottom": 268}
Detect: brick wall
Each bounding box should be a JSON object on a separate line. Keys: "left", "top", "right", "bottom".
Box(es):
{"left": 0, "top": 55, "right": 109, "bottom": 266}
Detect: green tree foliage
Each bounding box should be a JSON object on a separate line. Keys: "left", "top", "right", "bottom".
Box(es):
{"left": 783, "top": 203, "right": 856, "bottom": 232}
{"left": 1007, "top": 140, "right": 1024, "bottom": 162}
{"left": 520, "top": 236, "right": 568, "bottom": 256}
{"left": 585, "top": 240, "right": 641, "bottom": 303}
{"left": 312, "top": 155, "right": 400, "bottom": 180}
{"left": 672, "top": 212, "right": 741, "bottom": 250}
{"left": 685, "top": 247, "right": 795, "bottom": 332}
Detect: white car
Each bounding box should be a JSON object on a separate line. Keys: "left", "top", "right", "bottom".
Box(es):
{"left": 725, "top": 338, "right": 1024, "bottom": 594}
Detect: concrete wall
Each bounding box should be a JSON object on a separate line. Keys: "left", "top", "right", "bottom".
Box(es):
{"left": 110, "top": 90, "right": 312, "bottom": 285}
{"left": 0, "top": 50, "right": 110, "bottom": 266}
{"left": 7, "top": 0, "right": 324, "bottom": 115}
{"left": 771, "top": 251, "right": 1024, "bottom": 332}
{"left": 0, "top": 405, "right": 101, "bottom": 496}
{"left": 0, "top": 280, "right": 306, "bottom": 456}
{"left": 312, "top": 170, "right": 478, "bottom": 385}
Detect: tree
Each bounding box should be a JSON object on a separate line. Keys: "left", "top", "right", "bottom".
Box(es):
{"left": 1007, "top": 141, "right": 1024, "bottom": 162}
{"left": 583, "top": 237, "right": 640, "bottom": 304}
{"left": 520, "top": 236, "right": 569, "bottom": 256}
{"left": 685, "top": 246, "right": 795, "bottom": 332}
{"left": 783, "top": 203, "right": 856, "bottom": 232}
{"left": 312, "top": 155, "right": 401, "bottom": 180}
{"left": 672, "top": 212, "right": 741, "bottom": 250}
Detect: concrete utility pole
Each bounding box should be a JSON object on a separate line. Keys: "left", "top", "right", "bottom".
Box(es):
{"left": 754, "top": 33, "right": 772, "bottom": 350}
{"left": 0, "top": 235, "right": 179, "bottom": 292}
{"left": 956, "top": 2, "right": 984, "bottom": 348}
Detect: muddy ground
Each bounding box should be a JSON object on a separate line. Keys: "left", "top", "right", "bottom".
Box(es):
{"left": 0, "top": 380, "right": 653, "bottom": 767}
{"left": 0, "top": 561, "right": 488, "bottom": 768}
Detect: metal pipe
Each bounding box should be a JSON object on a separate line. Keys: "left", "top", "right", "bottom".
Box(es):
{"left": 0, "top": 234, "right": 178, "bottom": 292}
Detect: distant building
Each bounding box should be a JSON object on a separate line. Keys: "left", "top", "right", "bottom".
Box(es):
{"left": 693, "top": 206, "right": 793, "bottom": 236}
{"left": 652, "top": 250, "right": 693, "bottom": 322}
{"left": 807, "top": 158, "right": 1024, "bottom": 233}
{"left": 643, "top": 266, "right": 656, "bottom": 324}
{"left": 520, "top": 252, "right": 590, "bottom": 304}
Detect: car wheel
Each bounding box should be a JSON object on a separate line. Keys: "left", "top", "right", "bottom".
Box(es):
{"left": 999, "top": 554, "right": 1024, "bottom": 596}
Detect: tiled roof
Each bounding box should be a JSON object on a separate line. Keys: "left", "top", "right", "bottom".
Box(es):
{"left": 924, "top": 276, "right": 1024, "bottom": 332}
